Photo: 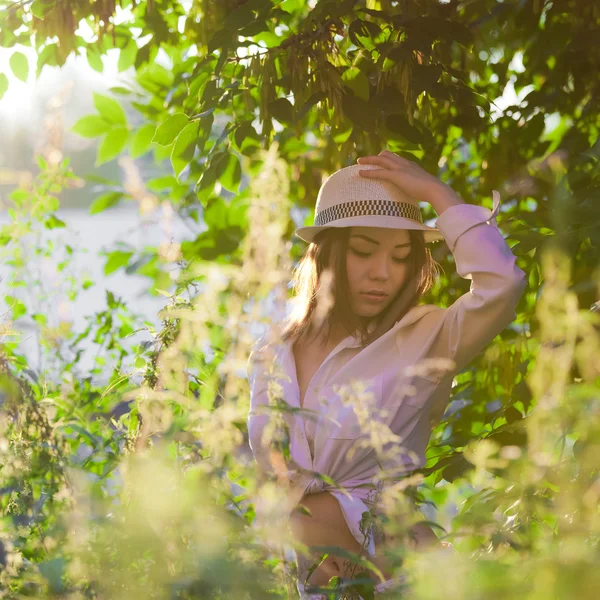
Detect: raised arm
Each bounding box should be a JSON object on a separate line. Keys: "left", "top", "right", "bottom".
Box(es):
{"left": 425, "top": 190, "right": 527, "bottom": 375}
{"left": 356, "top": 152, "right": 527, "bottom": 378}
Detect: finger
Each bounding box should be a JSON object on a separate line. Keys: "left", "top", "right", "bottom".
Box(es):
{"left": 368, "top": 153, "right": 420, "bottom": 173}
{"left": 358, "top": 168, "right": 396, "bottom": 180}
{"left": 379, "top": 149, "right": 405, "bottom": 162}
{"left": 380, "top": 150, "right": 419, "bottom": 168}
{"left": 380, "top": 150, "right": 413, "bottom": 168}
{"left": 357, "top": 155, "right": 398, "bottom": 170}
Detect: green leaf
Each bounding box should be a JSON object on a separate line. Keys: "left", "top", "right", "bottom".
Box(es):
{"left": 239, "top": 18, "right": 268, "bottom": 37}
{"left": 153, "top": 113, "right": 189, "bottom": 146}
{"left": 195, "top": 112, "right": 214, "bottom": 155}
{"left": 357, "top": 7, "right": 390, "bottom": 19}
{"left": 147, "top": 175, "right": 178, "bottom": 191}
{"left": 86, "top": 48, "right": 104, "bottom": 73}
{"left": 9, "top": 188, "right": 29, "bottom": 204}
{"left": 72, "top": 115, "right": 111, "bottom": 138}
{"left": 341, "top": 93, "right": 375, "bottom": 130}
{"left": 64, "top": 424, "right": 99, "bottom": 448}
{"left": 9, "top": 52, "right": 29, "bottom": 82}
{"left": 0, "top": 73, "right": 8, "bottom": 101}
{"left": 93, "top": 92, "right": 127, "bottom": 125}
{"left": 89, "top": 191, "right": 124, "bottom": 215}
{"left": 131, "top": 124, "right": 157, "bottom": 158}
{"left": 412, "top": 64, "right": 443, "bottom": 95}
{"left": 30, "top": 0, "right": 56, "bottom": 20}
{"left": 220, "top": 153, "right": 241, "bottom": 193}
{"left": 136, "top": 62, "right": 173, "bottom": 93}
{"left": 251, "top": 29, "right": 280, "bottom": 47}
{"left": 268, "top": 97, "right": 294, "bottom": 124}
{"left": 385, "top": 114, "right": 424, "bottom": 145}
{"left": 190, "top": 107, "right": 215, "bottom": 120}
{"left": 5, "top": 296, "right": 26, "bottom": 320}
{"left": 83, "top": 174, "right": 119, "bottom": 185}
{"left": 118, "top": 40, "right": 138, "bottom": 72}
{"left": 341, "top": 67, "right": 369, "bottom": 102}
{"left": 203, "top": 196, "right": 228, "bottom": 228}
{"left": 347, "top": 19, "right": 381, "bottom": 51}
{"left": 44, "top": 215, "right": 66, "bottom": 229}
{"left": 36, "top": 43, "right": 58, "bottom": 76}
{"left": 207, "top": 28, "right": 235, "bottom": 54}
{"left": 407, "top": 16, "right": 474, "bottom": 50}
{"left": 509, "top": 231, "right": 548, "bottom": 256}
{"left": 171, "top": 122, "right": 198, "bottom": 178}
{"left": 197, "top": 151, "right": 230, "bottom": 191}
{"left": 109, "top": 86, "right": 133, "bottom": 95}
{"left": 333, "top": 124, "right": 353, "bottom": 144}
{"left": 296, "top": 91, "right": 325, "bottom": 121}
{"left": 32, "top": 313, "right": 48, "bottom": 326}
{"left": 280, "top": 0, "right": 301, "bottom": 12}
{"left": 96, "top": 127, "right": 129, "bottom": 165}
{"left": 47, "top": 196, "right": 59, "bottom": 211}
{"left": 233, "top": 120, "right": 259, "bottom": 151}
{"left": 104, "top": 250, "right": 134, "bottom": 276}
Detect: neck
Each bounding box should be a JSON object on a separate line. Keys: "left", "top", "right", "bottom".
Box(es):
{"left": 310, "top": 321, "right": 354, "bottom": 349}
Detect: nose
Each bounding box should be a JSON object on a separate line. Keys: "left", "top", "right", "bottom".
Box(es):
{"left": 369, "top": 258, "right": 391, "bottom": 280}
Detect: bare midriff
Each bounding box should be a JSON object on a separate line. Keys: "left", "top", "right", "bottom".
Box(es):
{"left": 290, "top": 490, "right": 443, "bottom": 586}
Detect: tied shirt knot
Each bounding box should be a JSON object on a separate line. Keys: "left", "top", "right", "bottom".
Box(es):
{"left": 304, "top": 477, "right": 327, "bottom": 494}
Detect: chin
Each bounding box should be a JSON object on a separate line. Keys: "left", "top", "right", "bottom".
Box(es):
{"left": 356, "top": 306, "right": 384, "bottom": 317}
{"left": 352, "top": 294, "right": 388, "bottom": 317}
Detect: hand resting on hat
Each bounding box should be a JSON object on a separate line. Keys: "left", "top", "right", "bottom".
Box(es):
{"left": 357, "top": 151, "right": 464, "bottom": 215}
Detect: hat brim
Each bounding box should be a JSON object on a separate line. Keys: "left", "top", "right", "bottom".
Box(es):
{"left": 294, "top": 216, "right": 445, "bottom": 244}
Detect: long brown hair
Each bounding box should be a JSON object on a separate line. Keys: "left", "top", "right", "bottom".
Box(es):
{"left": 280, "top": 226, "right": 442, "bottom": 349}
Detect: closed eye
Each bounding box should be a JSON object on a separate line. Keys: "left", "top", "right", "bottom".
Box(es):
{"left": 350, "top": 248, "right": 410, "bottom": 264}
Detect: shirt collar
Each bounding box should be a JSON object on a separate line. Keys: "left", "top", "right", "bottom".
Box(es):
{"left": 277, "top": 303, "right": 436, "bottom": 353}
{"left": 341, "top": 304, "right": 437, "bottom": 348}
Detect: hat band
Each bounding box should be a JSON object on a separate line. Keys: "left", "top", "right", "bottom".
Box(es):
{"left": 314, "top": 199, "right": 423, "bottom": 227}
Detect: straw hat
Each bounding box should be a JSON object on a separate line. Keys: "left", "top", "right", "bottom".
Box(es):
{"left": 294, "top": 163, "right": 445, "bottom": 244}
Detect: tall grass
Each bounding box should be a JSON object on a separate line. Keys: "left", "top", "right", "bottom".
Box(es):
{"left": 0, "top": 141, "right": 599, "bottom": 599}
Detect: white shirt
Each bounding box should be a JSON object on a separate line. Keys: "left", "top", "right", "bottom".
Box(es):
{"left": 246, "top": 195, "right": 527, "bottom": 538}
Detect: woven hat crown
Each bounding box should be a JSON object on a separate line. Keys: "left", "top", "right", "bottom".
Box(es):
{"left": 293, "top": 161, "right": 446, "bottom": 244}
{"left": 314, "top": 163, "right": 423, "bottom": 227}
{"left": 316, "top": 163, "right": 421, "bottom": 221}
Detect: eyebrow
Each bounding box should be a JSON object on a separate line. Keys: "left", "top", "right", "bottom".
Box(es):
{"left": 350, "top": 234, "right": 411, "bottom": 248}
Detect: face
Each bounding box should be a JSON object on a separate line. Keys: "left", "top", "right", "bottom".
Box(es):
{"left": 346, "top": 226, "right": 412, "bottom": 317}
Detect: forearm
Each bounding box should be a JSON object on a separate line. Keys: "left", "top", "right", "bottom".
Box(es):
{"left": 426, "top": 184, "right": 465, "bottom": 216}
{"left": 425, "top": 192, "right": 527, "bottom": 374}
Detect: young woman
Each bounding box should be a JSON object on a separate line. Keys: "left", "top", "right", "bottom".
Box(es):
{"left": 246, "top": 151, "right": 527, "bottom": 598}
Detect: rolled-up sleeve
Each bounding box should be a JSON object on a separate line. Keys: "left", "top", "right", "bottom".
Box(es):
{"left": 430, "top": 191, "right": 527, "bottom": 375}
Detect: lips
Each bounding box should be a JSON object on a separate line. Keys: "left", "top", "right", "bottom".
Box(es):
{"left": 362, "top": 291, "right": 387, "bottom": 297}
{"left": 361, "top": 292, "right": 388, "bottom": 302}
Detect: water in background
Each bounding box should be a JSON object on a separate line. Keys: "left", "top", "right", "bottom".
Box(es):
{"left": 0, "top": 202, "right": 289, "bottom": 384}
{"left": 1, "top": 204, "right": 192, "bottom": 382}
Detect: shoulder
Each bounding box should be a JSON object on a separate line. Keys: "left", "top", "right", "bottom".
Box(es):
{"left": 248, "top": 333, "right": 271, "bottom": 363}
{"left": 398, "top": 303, "right": 444, "bottom": 328}
{"left": 246, "top": 330, "right": 282, "bottom": 373}
{"left": 392, "top": 303, "right": 444, "bottom": 349}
